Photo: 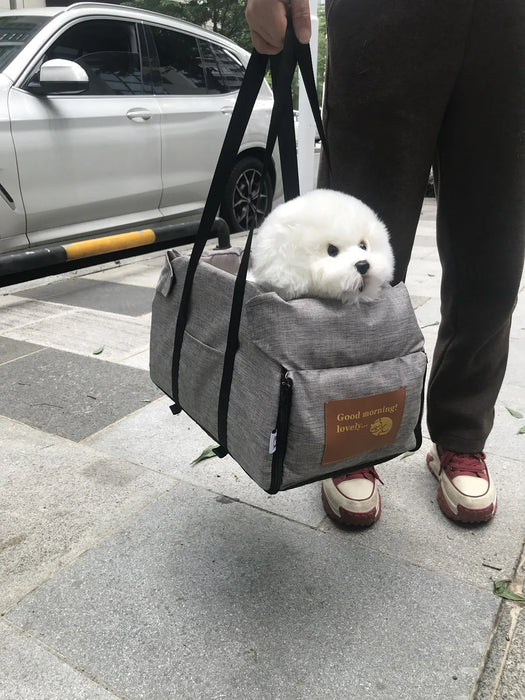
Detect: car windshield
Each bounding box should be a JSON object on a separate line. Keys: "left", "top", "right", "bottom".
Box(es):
{"left": 0, "top": 15, "right": 50, "bottom": 72}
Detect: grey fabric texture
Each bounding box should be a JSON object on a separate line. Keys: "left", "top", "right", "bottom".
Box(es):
{"left": 150, "top": 249, "right": 427, "bottom": 492}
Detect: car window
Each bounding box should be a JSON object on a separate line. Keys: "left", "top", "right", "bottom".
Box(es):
{"left": 149, "top": 26, "right": 206, "bottom": 95}
{"left": 41, "top": 19, "right": 146, "bottom": 95}
{"left": 0, "top": 15, "right": 51, "bottom": 72}
{"left": 198, "top": 40, "right": 244, "bottom": 94}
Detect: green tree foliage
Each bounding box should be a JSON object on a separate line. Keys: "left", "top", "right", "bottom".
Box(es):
{"left": 290, "top": 7, "right": 326, "bottom": 109}
{"left": 123, "top": 0, "right": 252, "bottom": 50}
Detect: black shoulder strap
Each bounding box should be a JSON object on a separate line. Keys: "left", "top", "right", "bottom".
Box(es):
{"left": 171, "top": 22, "right": 329, "bottom": 458}
{"left": 214, "top": 27, "right": 329, "bottom": 454}
{"left": 170, "top": 49, "right": 269, "bottom": 412}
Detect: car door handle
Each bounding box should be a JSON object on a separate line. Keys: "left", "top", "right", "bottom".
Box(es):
{"left": 221, "top": 107, "right": 233, "bottom": 116}
{"left": 126, "top": 108, "right": 152, "bottom": 122}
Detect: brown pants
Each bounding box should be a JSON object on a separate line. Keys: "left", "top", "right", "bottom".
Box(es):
{"left": 318, "top": 0, "right": 525, "bottom": 452}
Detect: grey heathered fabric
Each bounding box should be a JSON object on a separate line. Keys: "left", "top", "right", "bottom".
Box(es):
{"left": 150, "top": 249, "right": 427, "bottom": 492}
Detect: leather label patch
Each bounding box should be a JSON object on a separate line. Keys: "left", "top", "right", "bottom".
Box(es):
{"left": 322, "top": 387, "right": 406, "bottom": 466}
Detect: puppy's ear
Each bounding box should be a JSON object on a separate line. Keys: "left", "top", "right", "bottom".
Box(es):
{"left": 251, "top": 221, "right": 310, "bottom": 299}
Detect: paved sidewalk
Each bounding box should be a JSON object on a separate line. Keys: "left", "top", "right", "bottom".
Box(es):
{"left": 0, "top": 199, "right": 524, "bottom": 699}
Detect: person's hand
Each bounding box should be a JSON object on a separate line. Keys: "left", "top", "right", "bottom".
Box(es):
{"left": 246, "top": 0, "right": 311, "bottom": 54}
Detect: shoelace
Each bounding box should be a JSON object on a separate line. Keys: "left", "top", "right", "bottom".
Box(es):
{"left": 342, "top": 465, "right": 384, "bottom": 485}
{"left": 439, "top": 450, "right": 487, "bottom": 479}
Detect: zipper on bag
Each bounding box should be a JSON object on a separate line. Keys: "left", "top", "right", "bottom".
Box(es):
{"left": 268, "top": 370, "right": 293, "bottom": 494}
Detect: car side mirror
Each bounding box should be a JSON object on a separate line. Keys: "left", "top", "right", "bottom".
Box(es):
{"left": 27, "top": 59, "right": 89, "bottom": 95}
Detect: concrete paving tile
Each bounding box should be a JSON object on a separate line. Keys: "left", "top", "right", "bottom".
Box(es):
{"left": 412, "top": 235, "right": 438, "bottom": 247}
{"left": 118, "top": 347, "right": 150, "bottom": 370}
{"left": 414, "top": 297, "right": 442, "bottom": 329}
{"left": 410, "top": 294, "right": 431, "bottom": 310}
{"left": 6, "top": 482, "right": 499, "bottom": 700}
{"left": 3, "top": 307, "right": 151, "bottom": 363}
{"left": 473, "top": 603, "right": 515, "bottom": 700}
{"left": 486, "top": 385, "right": 525, "bottom": 462}
{"left": 0, "top": 296, "right": 74, "bottom": 333}
{"left": 405, "top": 264, "right": 442, "bottom": 300}
{"left": 84, "top": 262, "right": 164, "bottom": 289}
{"left": 0, "top": 348, "right": 162, "bottom": 441}
{"left": 0, "top": 416, "right": 174, "bottom": 613}
{"left": 16, "top": 278, "right": 155, "bottom": 317}
{"left": 474, "top": 603, "right": 525, "bottom": 700}
{"left": 411, "top": 246, "right": 441, "bottom": 262}
{"left": 84, "top": 401, "right": 524, "bottom": 589}
{"left": 319, "top": 440, "right": 525, "bottom": 589}
{"left": 0, "top": 622, "right": 116, "bottom": 699}
{"left": 0, "top": 336, "right": 44, "bottom": 365}
{"left": 510, "top": 314, "right": 525, "bottom": 340}
{"left": 84, "top": 396, "right": 327, "bottom": 528}
{"left": 421, "top": 323, "right": 439, "bottom": 368}
{"left": 494, "top": 608, "right": 525, "bottom": 700}
{"left": 503, "top": 337, "right": 525, "bottom": 387}
{"left": 419, "top": 199, "right": 437, "bottom": 219}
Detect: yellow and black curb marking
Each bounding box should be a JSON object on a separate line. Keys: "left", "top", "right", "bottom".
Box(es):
{"left": 0, "top": 219, "right": 230, "bottom": 285}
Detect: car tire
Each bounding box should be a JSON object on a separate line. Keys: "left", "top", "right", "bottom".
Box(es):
{"left": 221, "top": 156, "right": 273, "bottom": 233}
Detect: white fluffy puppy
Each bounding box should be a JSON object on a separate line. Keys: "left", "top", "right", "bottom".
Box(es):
{"left": 249, "top": 189, "right": 394, "bottom": 303}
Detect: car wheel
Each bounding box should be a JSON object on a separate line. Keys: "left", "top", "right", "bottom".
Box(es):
{"left": 221, "top": 156, "right": 273, "bottom": 233}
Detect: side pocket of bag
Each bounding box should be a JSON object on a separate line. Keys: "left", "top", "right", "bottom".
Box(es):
{"left": 268, "top": 370, "right": 293, "bottom": 494}
{"left": 279, "top": 350, "right": 427, "bottom": 489}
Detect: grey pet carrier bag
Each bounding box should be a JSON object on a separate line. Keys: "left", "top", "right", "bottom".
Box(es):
{"left": 149, "top": 27, "right": 427, "bottom": 493}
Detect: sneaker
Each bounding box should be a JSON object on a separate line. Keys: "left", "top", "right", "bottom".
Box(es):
{"left": 426, "top": 444, "right": 497, "bottom": 523}
{"left": 321, "top": 467, "right": 383, "bottom": 527}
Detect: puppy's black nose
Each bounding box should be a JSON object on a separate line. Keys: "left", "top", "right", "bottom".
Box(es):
{"left": 355, "top": 260, "right": 370, "bottom": 275}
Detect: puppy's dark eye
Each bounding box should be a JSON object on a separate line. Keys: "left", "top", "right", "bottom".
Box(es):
{"left": 327, "top": 244, "right": 339, "bottom": 257}
{"left": 359, "top": 241, "right": 368, "bottom": 251}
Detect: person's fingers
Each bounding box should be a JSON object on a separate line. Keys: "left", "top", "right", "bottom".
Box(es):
{"left": 290, "top": 0, "right": 312, "bottom": 43}
{"left": 246, "top": 0, "right": 288, "bottom": 53}
{"left": 249, "top": 29, "right": 285, "bottom": 55}
{"left": 246, "top": 0, "right": 312, "bottom": 53}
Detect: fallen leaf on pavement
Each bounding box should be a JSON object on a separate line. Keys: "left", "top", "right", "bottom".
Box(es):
{"left": 493, "top": 580, "right": 525, "bottom": 602}
{"left": 506, "top": 406, "right": 524, "bottom": 419}
{"left": 191, "top": 445, "right": 219, "bottom": 465}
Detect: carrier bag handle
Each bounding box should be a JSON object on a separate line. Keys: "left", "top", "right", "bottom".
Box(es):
{"left": 170, "top": 48, "right": 270, "bottom": 411}
{"left": 214, "top": 24, "right": 329, "bottom": 455}
{"left": 171, "top": 20, "right": 328, "bottom": 456}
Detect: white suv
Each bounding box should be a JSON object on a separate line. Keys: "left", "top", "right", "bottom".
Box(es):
{"left": 0, "top": 2, "right": 280, "bottom": 256}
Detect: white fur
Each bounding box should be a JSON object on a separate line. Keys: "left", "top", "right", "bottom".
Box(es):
{"left": 249, "top": 189, "right": 394, "bottom": 303}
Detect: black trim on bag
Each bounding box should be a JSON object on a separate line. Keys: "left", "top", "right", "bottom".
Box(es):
{"left": 281, "top": 453, "right": 401, "bottom": 492}
{"left": 413, "top": 363, "right": 427, "bottom": 453}
{"left": 268, "top": 370, "right": 293, "bottom": 494}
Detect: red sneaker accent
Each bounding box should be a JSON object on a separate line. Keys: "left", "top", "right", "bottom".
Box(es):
{"left": 427, "top": 445, "right": 497, "bottom": 523}
{"left": 332, "top": 466, "right": 384, "bottom": 488}
{"left": 436, "top": 449, "right": 489, "bottom": 482}
{"left": 321, "top": 467, "right": 383, "bottom": 527}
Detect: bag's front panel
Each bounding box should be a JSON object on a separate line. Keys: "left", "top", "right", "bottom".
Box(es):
{"left": 280, "top": 351, "right": 427, "bottom": 489}
{"left": 244, "top": 283, "right": 424, "bottom": 370}
{"left": 150, "top": 252, "right": 284, "bottom": 488}
{"left": 150, "top": 252, "right": 260, "bottom": 400}
{"left": 183, "top": 258, "right": 259, "bottom": 352}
